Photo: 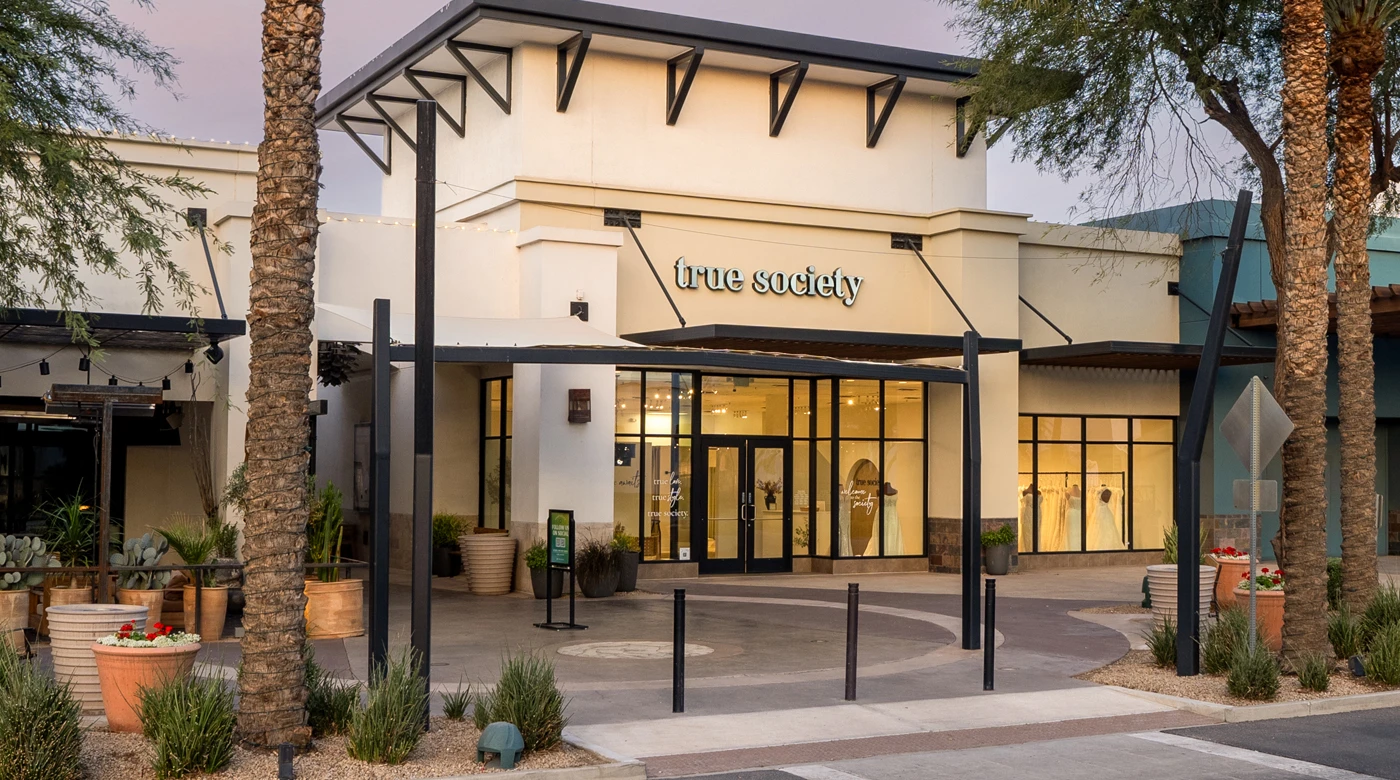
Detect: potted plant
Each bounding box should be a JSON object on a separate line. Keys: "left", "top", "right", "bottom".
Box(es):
{"left": 111, "top": 533, "right": 173, "bottom": 626}
{"left": 305, "top": 482, "right": 363, "bottom": 639}
{"left": 42, "top": 492, "right": 97, "bottom": 606}
{"left": 525, "top": 541, "right": 562, "bottom": 599}
{"left": 92, "top": 621, "right": 200, "bottom": 732}
{"left": 432, "top": 513, "right": 466, "bottom": 577}
{"left": 1209, "top": 546, "right": 1252, "bottom": 608}
{"left": 757, "top": 479, "right": 783, "bottom": 511}
{"left": 576, "top": 537, "right": 620, "bottom": 598}
{"left": 1235, "top": 566, "right": 1286, "bottom": 651}
{"left": 0, "top": 536, "right": 57, "bottom": 652}
{"left": 1146, "top": 525, "right": 1217, "bottom": 629}
{"left": 613, "top": 524, "right": 641, "bottom": 592}
{"left": 459, "top": 524, "right": 516, "bottom": 595}
{"left": 158, "top": 519, "right": 228, "bottom": 642}
{"left": 980, "top": 524, "right": 1016, "bottom": 576}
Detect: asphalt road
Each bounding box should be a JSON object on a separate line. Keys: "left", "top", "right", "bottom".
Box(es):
{"left": 1173, "top": 706, "right": 1400, "bottom": 779}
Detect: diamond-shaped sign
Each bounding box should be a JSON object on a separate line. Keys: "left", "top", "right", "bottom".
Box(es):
{"left": 1220, "top": 376, "right": 1293, "bottom": 478}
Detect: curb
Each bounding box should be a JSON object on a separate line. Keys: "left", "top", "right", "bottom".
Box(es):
{"left": 435, "top": 760, "right": 647, "bottom": 780}
{"left": 1108, "top": 685, "right": 1400, "bottom": 723}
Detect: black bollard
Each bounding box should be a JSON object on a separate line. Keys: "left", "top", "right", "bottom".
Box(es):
{"left": 845, "top": 583, "right": 859, "bottom": 701}
{"left": 983, "top": 579, "right": 996, "bottom": 691}
{"left": 278, "top": 742, "right": 295, "bottom": 779}
{"left": 673, "top": 589, "right": 685, "bottom": 713}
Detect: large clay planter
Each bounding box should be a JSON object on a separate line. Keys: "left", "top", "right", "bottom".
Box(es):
{"left": 304, "top": 578, "right": 365, "bottom": 639}
{"left": 459, "top": 535, "right": 516, "bottom": 595}
{"left": 617, "top": 551, "right": 640, "bottom": 593}
{"left": 117, "top": 588, "right": 165, "bottom": 627}
{"left": 1146, "top": 564, "right": 1216, "bottom": 629}
{"left": 181, "top": 585, "right": 228, "bottom": 641}
{"left": 0, "top": 590, "right": 27, "bottom": 653}
{"left": 1236, "top": 586, "right": 1285, "bottom": 651}
{"left": 1212, "top": 556, "right": 1253, "bottom": 609}
{"left": 47, "top": 604, "right": 148, "bottom": 714}
{"left": 92, "top": 641, "right": 201, "bottom": 732}
{"left": 41, "top": 585, "right": 94, "bottom": 636}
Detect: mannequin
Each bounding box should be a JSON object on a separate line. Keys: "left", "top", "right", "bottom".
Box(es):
{"left": 1092, "top": 487, "right": 1123, "bottom": 550}
{"left": 1067, "top": 484, "right": 1082, "bottom": 552}
{"left": 882, "top": 482, "right": 902, "bottom": 555}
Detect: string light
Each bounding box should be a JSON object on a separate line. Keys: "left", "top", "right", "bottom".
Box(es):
{"left": 108, "top": 375, "right": 118, "bottom": 386}
{"left": 38, "top": 360, "right": 49, "bottom": 376}
{"left": 78, "top": 355, "right": 90, "bottom": 372}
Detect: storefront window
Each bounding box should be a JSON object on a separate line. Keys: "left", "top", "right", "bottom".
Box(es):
{"left": 815, "top": 441, "right": 832, "bottom": 556}
{"left": 1017, "top": 443, "right": 1033, "bottom": 553}
{"left": 616, "top": 371, "right": 642, "bottom": 435}
{"left": 645, "top": 373, "right": 693, "bottom": 436}
{"left": 1035, "top": 442, "right": 1082, "bottom": 552}
{"left": 793, "top": 440, "right": 811, "bottom": 555}
{"left": 643, "top": 438, "right": 691, "bottom": 561}
{"left": 884, "top": 382, "right": 923, "bottom": 439}
{"left": 883, "top": 442, "right": 924, "bottom": 555}
{"left": 839, "top": 379, "right": 880, "bottom": 439}
{"left": 617, "top": 371, "right": 694, "bottom": 562}
{"left": 701, "top": 376, "right": 788, "bottom": 436}
{"left": 480, "top": 377, "right": 512, "bottom": 529}
{"left": 614, "top": 437, "right": 640, "bottom": 537}
{"left": 1133, "top": 444, "right": 1174, "bottom": 549}
{"left": 838, "top": 441, "right": 881, "bottom": 556}
{"left": 816, "top": 380, "right": 832, "bottom": 438}
{"left": 1086, "top": 443, "right": 1128, "bottom": 550}
{"left": 793, "top": 380, "right": 812, "bottom": 438}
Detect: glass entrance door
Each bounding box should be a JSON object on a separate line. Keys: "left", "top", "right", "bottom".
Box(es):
{"left": 698, "top": 437, "right": 790, "bottom": 574}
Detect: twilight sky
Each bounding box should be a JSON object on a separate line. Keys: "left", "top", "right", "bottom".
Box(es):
{"left": 111, "top": 0, "right": 1096, "bottom": 219}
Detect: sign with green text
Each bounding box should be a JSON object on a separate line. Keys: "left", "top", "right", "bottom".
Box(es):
{"left": 549, "top": 509, "right": 573, "bottom": 567}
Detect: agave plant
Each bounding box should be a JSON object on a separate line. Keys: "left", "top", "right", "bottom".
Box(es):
{"left": 110, "top": 533, "right": 173, "bottom": 591}
{"left": 0, "top": 536, "right": 58, "bottom": 590}
{"left": 158, "top": 518, "right": 218, "bottom": 587}
{"left": 307, "top": 482, "right": 345, "bottom": 584}
{"left": 40, "top": 493, "right": 97, "bottom": 588}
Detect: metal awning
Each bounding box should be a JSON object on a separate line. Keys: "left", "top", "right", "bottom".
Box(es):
{"left": 623, "top": 324, "right": 1020, "bottom": 361}
{"left": 1020, "top": 340, "right": 1276, "bottom": 370}
{"left": 0, "top": 309, "right": 245, "bottom": 350}
{"left": 1233, "top": 284, "right": 1400, "bottom": 336}
{"left": 315, "top": 303, "right": 636, "bottom": 350}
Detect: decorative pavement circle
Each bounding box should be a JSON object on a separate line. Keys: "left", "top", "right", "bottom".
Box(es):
{"left": 558, "top": 641, "right": 715, "bottom": 660}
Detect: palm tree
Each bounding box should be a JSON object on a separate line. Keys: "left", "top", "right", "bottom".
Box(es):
{"left": 1278, "top": 0, "right": 1334, "bottom": 660}
{"left": 1328, "top": 0, "right": 1395, "bottom": 611}
{"left": 237, "top": 0, "right": 323, "bottom": 748}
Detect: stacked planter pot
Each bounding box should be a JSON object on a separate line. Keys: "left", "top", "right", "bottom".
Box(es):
{"left": 182, "top": 586, "right": 229, "bottom": 641}
{"left": 0, "top": 590, "right": 28, "bottom": 653}
{"left": 459, "top": 534, "right": 516, "bottom": 595}
{"left": 47, "top": 604, "right": 148, "bottom": 714}
{"left": 304, "top": 578, "right": 365, "bottom": 639}
{"left": 1146, "top": 565, "right": 1216, "bottom": 629}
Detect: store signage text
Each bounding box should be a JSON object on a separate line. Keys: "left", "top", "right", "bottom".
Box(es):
{"left": 673, "top": 257, "right": 864, "bottom": 306}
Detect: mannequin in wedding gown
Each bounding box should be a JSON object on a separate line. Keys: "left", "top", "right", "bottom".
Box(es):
{"left": 1092, "top": 487, "right": 1123, "bottom": 550}
{"left": 1067, "top": 484, "right": 1082, "bottom": 551}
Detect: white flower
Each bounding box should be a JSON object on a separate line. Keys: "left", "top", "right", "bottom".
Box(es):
{"left": 97, "top": 631, "right": 201, "bottom": 648}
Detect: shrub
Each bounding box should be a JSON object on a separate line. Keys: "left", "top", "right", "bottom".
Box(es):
{"left": 442, "top": 681, "right": 471, "bottom": 721}
{"left": 347, "top": 650, "right": 427, "bottom": 764}
{"left": 158, "top": 518, "right": 218, "bottom": 587}
{"left": 611, "top": 523, "right": 640, "bottom": 554}
{"left": 525, "top": 541, "right": 548, "bottom": 571}
{"left": 432, "top": 513, "right": 466, "bottom": 548}
{"left": 575, "top": 537, "right": 619, "bottom": 583}
{"left": 1361, "top": 585, "right": 1400, "bottom": 651}
{"left": 473, "top": 652, "right": 568, "bottom": 751}
{"left": 306, "top": 648, "right": 359, "bottom": 737}
{"left": 980, "top": 524, "right": 1015, "bottom": 548}
{"left": 1366, "top": 621, "right": 1400, "bottom": 685}
{"left": 1144, "top": 616, "right": 1176, "bottom": 668}
{"left": 1162, "top": 524, "right": 1209, "bottom": 565}
{"left": 1329, "top": 606, "right": 1363, "bottom": 660}
{"left": 0, "top": 647, "right": 82, "bottom": 780}
{"left": 1202, "top": 607, "right": 1249, "bottom": 675}
{"left": 139, "top": 674, "right": 236, "bottom": 779}
{"left": 1295, "top": 652, "right": 1331, "bottom": 692}
{"left": 1327, "top": 558, "right": 1343, "bottom": 611}
{"left": 1226, "top": 643, "right": 1280, "bottom": 700}
{"left": 307, "top": 483, "right": 345, "bottom": 583}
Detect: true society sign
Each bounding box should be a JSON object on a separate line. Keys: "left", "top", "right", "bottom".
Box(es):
{"left": 673, "top": 256, "right": 865, "bottom": 306}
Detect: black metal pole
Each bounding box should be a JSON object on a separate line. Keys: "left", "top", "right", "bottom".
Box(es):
{"left": 673, "top": 588, "right": 685, "bottom": 713}
{"left": 411, "top": 100, "right": 437, "bottom": 695}
{"left": 369, "top": 298, "right": 392, "bottom": 673}
{"left": 983, "top": 579, "right": 996, "bottom": 691}
{"left": 568, "top": 519, "right": 577, "bottom": 627}
{"left": 961, "top": 331, "right": 982, "bottom": 650}
{"left": 1174, "top": 188, "right": 1252, "bottom": 676}
{"left": 97, "top": 398, "right": 113, "bottom": 603}
{"left": 845, "top": 582, "right": 859, "bottom": 700}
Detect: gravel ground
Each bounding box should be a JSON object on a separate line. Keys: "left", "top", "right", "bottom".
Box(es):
{"left": 1077, "top": 604, "right": 1152, "bottom": 615}
{"left": 82, "top": 718, "right": 604, "bottom": 780}
{"left": 1078, "top": 649, "right": 1395, "bottom": 705}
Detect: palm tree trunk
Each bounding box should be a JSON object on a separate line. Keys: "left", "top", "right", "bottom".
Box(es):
{"left": 237, "top": 0, "right": 323, "bottom": 748}
{"left": 1278, "top": 0, "right": 1332, "bottom": 661}
{"left": 1333, "top": 27, "right": 1384, "bottom": 611}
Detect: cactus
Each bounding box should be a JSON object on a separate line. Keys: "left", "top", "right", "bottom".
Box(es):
{"left": 0, "top": 536, "right": 58, "bottom": 590}
{"left": 110, "top": 532, "right": 173, "bottom": 591}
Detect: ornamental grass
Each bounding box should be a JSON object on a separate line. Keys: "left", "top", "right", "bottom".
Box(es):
{"left": 139, "top": 674, "right": 236, "bottom": 779}
{"left": 1226, "top": 642, "right": 1280, "bottom": 701}
{"left": 473, "top": 651, "right": 568, "bottom": 751}
{"left": 0, "top": 646, "right": 82, "bottom": 780}
{"left": 346, "top": 649, "right": 427, "bottom": 764}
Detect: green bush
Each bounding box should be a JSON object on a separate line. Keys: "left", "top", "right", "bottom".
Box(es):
{"left": 139, "top": 674, "right": 236, "bottom": 779}
{"left": 1329, "top": 606, "right": 1363, "bottom": 660}
{"left": 432, "top": 513, "right": 466, "bottom": 548}
{"left": 611, "top": 523, "right": 640, "bottom": 553}
{"left": 473, "top": 652, "right": 568, "bottom": 751}
{"left": 525, "top": 541, "right": 548, "bottom": 571}
{"left": 0, "top": 647, "right": 82, "bottom": 780}
{"left": 347, "top": 650, "right": 428, "bottom": 764}
{"left": 1361, "top": 585, "right": 1400, "bottom": 650}
{"left": 1366, "top": 621, "right": 1400, "bottom": 685}
{"left": 1327, "top": 558, "right": 1343, "bottom": 611}
{"left": 980, "top": 524, "right": 1015, "bottom": 548}
{"left": 442, "top": 680, "right": 471, "bottom": 721}
{"left": 1202, "top": 607, "right": 1249, "bottom": 675}
{"left": 1226, "top": 643, "right": 1280, "bottom": 700}
{"left": 307, "top": 483, "right": 346, "bottom": 583}
{"left": 305, "top": 648, "right": 359, "bottom": 737}
{"left": 1162, "top": 524, "right": 1209, "bottom": 565}
{"left": 1143, "top": 616, "right": 1176, "bottom": 668}
{"left": 1295, "top": 652, "right": 1331, "bottom": 692}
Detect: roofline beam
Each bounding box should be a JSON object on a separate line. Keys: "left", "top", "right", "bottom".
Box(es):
{"left": 556, "top": 32, "right": 591, "bottom": 112}
{"left": 866, "top": 75, "right": 906, "bottom": 148}
{"left": 336, "top": 115, "right": 392, "bottom": 174}
{"left": 769, "top": 62, "right": 807, "bottom": 137}
{"left": 366, "top": 94, "right": 419, "bottom": 154}
{"left": 447, "top": 41, "right": 513, "bottom": 114}
{"left": 404, "top": 69, "right": 467, "bottom": 137}
{"left": 665, "top": 47, "right": 704, "bottom": 126}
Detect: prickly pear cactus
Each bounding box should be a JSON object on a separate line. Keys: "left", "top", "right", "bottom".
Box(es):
{"left": 0, "top": 536, "right": 58, "bottom": 590}
{"left": 111, "top": 532, "right": 172, "bottom": 590}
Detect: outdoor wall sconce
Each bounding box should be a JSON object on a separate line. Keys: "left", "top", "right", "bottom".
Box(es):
{"left": 568, "top": 389, "right": 591, "bottom": 423}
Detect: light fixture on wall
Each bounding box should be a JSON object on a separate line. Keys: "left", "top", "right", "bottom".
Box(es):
{"left": 205, "top": 343, "right": 224, "bottom": 365}
{"left": 568, "top": 389, "right": 591, "bottom": 423}
{"left": 39, "top": 360, "right": 49, "bottom": 376}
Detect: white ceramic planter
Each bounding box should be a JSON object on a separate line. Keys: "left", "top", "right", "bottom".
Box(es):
{"left": 459, "top": 535, "right": 516, "bottom": 595}
{"left": 1146, "top": 564, "right": 1217, "bottom": 629}
{"left": 47, "top": 604, "right": 148, "bottom": 714}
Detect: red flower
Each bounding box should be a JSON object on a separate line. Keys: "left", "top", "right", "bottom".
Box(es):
{"left": 1261, "top": 567, "right": 1270, "bottom": 574}
{"left": 1241, "top": 572, "right": 1249, "bottom": 579}
{"left": 146, "top": 633, "right": 158, "bottom": 641}
{"left": 1274, "top": 570, "right": 1284, "bottom": 577}
{"left": 120, "top": 623, "right": 134, "bottom": 632}
{"left": 162, "top": 625, "right": 172, "bottom": 635}
{"left": 1213, "top": 548, "right": 1222, "bottom": 554}
{"left": 153, "top": 622, "right": 164, "bottom": 631}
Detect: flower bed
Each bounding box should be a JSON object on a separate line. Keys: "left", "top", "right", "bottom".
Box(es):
{"left": 1238, "top": 566, "right": 1285, "bottom": 591}
{"left": 97, "top": 622, "right": 199, "bottom": 648}
{"left": 1210, "top": 546, "right": 1250, "bottom": 561}
{"left": 1079, "top": 649, "right": 1395, "bottom": 706}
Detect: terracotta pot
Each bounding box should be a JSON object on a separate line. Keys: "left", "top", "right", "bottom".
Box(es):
{"left": 181, "top": 585, "right": 228, "bottom": 641}
{"left": 117, "top": 588, "right": 165, "bottom": 627}
{"left": 459, "top": 535, "right": 516, "bottom": 595}
{"left": 47, "top": 604, "right": 148, "bottom": 714}
{"left": 92, "top": 641, "right": 201, "bottom": 732}
{"left": 1212, "top": 557, "right": 1253, "bottom": 608}
{"left": 161, "top": 587, "right": 185, "bottom": 630}
{"left": 1235, "top": 585, "right": 1285, "bottom": 652}
{"left": 1146, "top": 564, "right": 1216, "bottom": 629}
{"left": 0, "top": 589, "right": 27, "bottom": 653}
{"left": 304, "top": 578, "right": 365, "bottom": 639}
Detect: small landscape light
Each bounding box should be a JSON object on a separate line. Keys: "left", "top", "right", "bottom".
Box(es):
{"left": 1350, "top": 655, "right": 1366, "bottom": 677}
{"left": 277, "top": 742, "right": 294, "bottom": 779}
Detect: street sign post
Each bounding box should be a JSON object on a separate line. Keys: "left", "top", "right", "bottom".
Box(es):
{"left": 536, "top": 509, "right": 586, "bottom": 631}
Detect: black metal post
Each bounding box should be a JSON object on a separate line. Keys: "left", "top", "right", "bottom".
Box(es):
{"left": 1174, "top": 188, "right": 1252, "bottom": 676}
{"left": 411, "top": 100, "right": 437, "bottom": 693}
{"left": 193, "top": 576, "right": 203, "bottom": 639}
{"left": 369, "top": 298, "right": 392, "bottom": 672}
{"left": 845, "top": 583, "right": 859, "bottom": 701}
{"left": 961, "top": 331, "right": 982, "bottom": 650}
{"left": 568, "top": 519, "right": 577, "bottom": 627}
{"left": 97, "top": 398, "right": 113, "bottom": 603}
{"left": 983, "top": 579, "right": 996, "bottom": 691}
{"left": 673, "top": 588, "right": 685, "bottom": 713}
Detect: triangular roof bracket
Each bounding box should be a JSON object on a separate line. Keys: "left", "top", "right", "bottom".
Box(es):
{"left": 666, "top": 47, "right": 704, "bottom": 126}
{"left": 336, "top": 115, "right": 392, "bottom": 175}
{"left": 866, "top": 75, "right": 906, "bottom": 148}
{"left": 557, "top": 32, "right": 591, "bottom": 112}
{"left": 404, "top": 70, "right": 466, "bottom": 137}
{"left": 366, "top": 94, "right": 419, "bottom": 154}
{"left": 447, "top": 41, "right": 512, "bottom": 115}
{"left": 769, "top": 62, "right": 808, "bottom": 137}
